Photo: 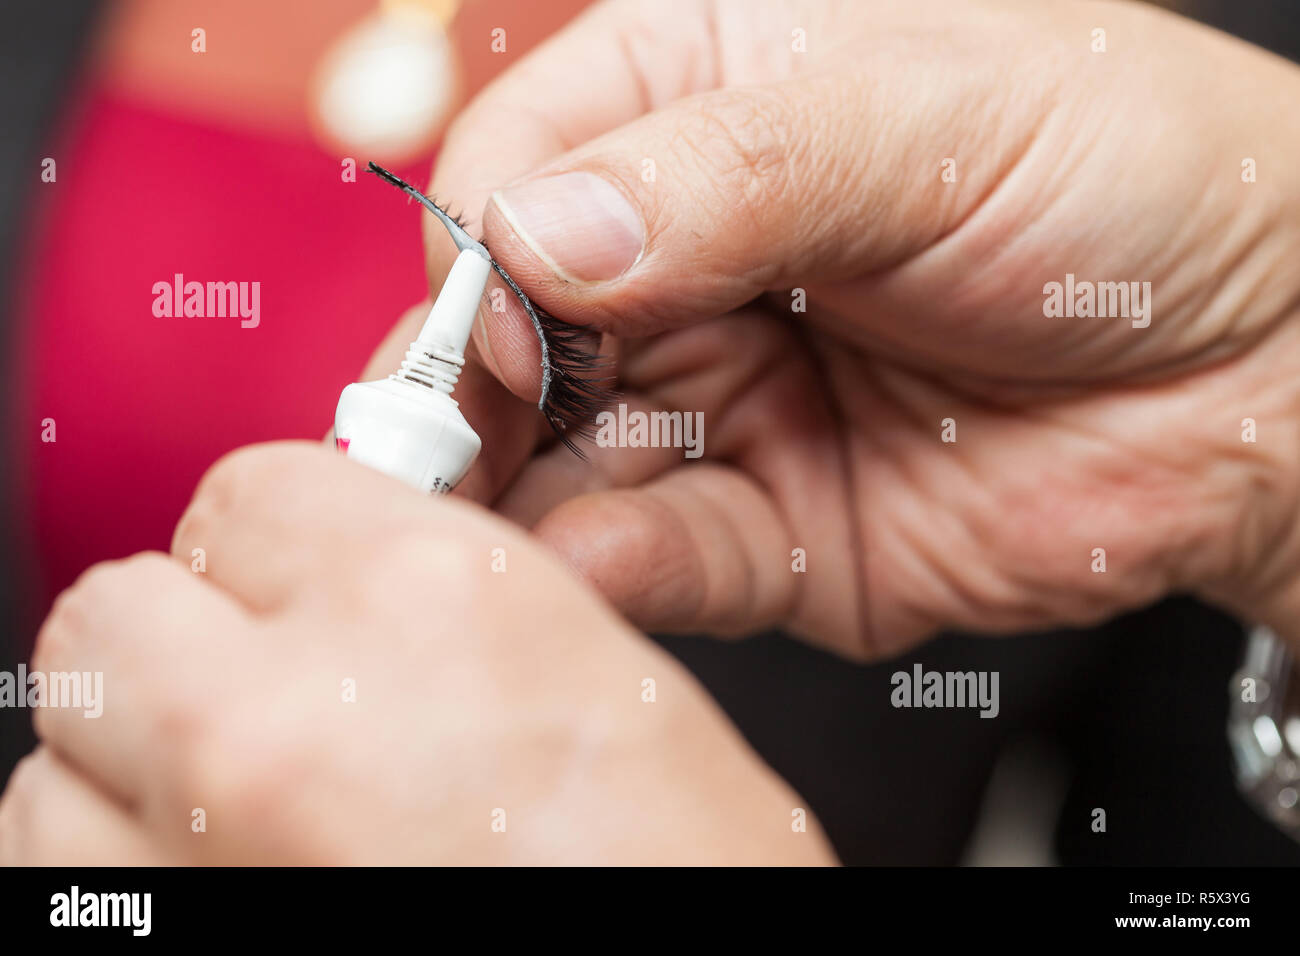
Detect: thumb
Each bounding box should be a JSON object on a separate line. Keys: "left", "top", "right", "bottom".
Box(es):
{"left": 480, "top": 70, "right": 1019, "bottom": 339}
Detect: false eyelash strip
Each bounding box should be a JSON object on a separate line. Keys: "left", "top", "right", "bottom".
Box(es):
{"left": 367, "top": 162, "right": 612, "bottom": 454}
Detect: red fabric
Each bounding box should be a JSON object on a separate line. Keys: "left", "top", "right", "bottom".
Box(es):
{"left": 18, "top": 86, "right": 433, "bottom": 620}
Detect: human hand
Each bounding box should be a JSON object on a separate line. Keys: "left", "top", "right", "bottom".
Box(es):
{"left": 359, "top": 0, "right": 1300, "bottom": 658}
{"left": 0, "top": 443, "right": 830, "bottom": 864}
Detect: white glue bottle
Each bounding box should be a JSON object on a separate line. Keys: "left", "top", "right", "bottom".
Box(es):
{"left": 333, "top": 248, "right": 490, "bottom": 493}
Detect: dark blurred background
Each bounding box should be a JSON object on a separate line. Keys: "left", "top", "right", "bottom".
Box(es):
{"left": 3, "top": 0, "right": 1300, "bottom": 865}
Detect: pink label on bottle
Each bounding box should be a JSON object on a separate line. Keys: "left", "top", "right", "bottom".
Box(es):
{"left": 335, "top": 437, "right": 351, "bottom": 453}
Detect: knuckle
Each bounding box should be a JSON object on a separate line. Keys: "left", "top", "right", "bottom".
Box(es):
{"left": 33, "top": 554, "right": 175, "bottom": 669}
{"left": 189, "top": 446, "right": 273, "bottom": 520}
{"left": 160, "top": 707, "right": 236, "bottom": 817}
{"left": 69, "top": 557, "right": 129, "bottom": 603}
{"left": 137, "top": 692, "right": 214, "bottom": 809}
{"left": 32, "top": 589, "right": 87, "bottom": 676}
{"left": 171, "top": 718, "right": 300, "bottom": 846}
{"left": 176, "top": 454, "right": 254, "bottom": 548}
{"left": 675, "top": 88, "right": 798, "bottom": 221}
{"left": 177, "top": 442, "right": 321, "bottom": 549}
{"left": 189, "top": 442, "right": 320, "bottom": 521}
{"left": 32, "top": 559, "right": 129, "bottom": 673}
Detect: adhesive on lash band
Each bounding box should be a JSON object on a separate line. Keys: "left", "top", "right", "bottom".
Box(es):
{"left": 366, "top": 162, "right": 613, "bottom": 454}
{"left": 333, "top": 164, "right": 613, "bottom": 493}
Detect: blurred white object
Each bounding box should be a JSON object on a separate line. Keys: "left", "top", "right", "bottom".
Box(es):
{"left": 1229, "top": 626, "right": 1300, "bottom": 841}
{"left": 962, "top": 737, "right": 1069, "bottom": 867}
{"left": 312, "top": 0, "right": 461, "bottom": 163}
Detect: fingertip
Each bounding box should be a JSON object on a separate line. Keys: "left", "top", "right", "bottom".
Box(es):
{"left": 474, "top": 273, "right": 545, "bottom": 403}
{"left": 534, "top": 490, "right": 703, "bottom": 630}
{"left": 445, "top": 353, "right": 543, "bottom": 504}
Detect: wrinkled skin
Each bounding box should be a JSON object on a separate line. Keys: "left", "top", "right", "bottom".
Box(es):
{"left": 357, "top": 0, "right": 1300, "bottom": 658}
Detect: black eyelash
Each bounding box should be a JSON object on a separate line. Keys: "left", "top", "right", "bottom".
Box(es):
{"left": 367, "top": 162, "right": 613, "bottom": 456}
{"left": 368, "top": 161, "right": 472, "bottom": 231}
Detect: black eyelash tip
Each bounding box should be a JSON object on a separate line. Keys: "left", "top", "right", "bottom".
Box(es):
{"left": 367, "top": 162, "right": 422, "bottom": 200}
{"left": 367, "top": 161, "right": 481, "bottom": 253}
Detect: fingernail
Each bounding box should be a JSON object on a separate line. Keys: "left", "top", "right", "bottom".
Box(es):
{"left": 491, "top": 172, "right": 645, "bottom": 283}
